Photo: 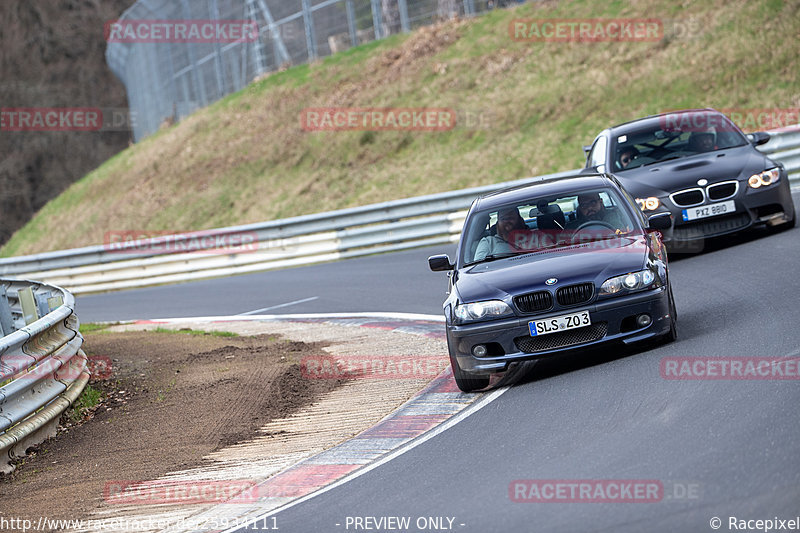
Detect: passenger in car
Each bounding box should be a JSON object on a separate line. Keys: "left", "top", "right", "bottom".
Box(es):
{"left": 618, "top": 146, "right": 639, "bottom": 169}
{"left": 473, "top": 207, "right": 527, "bottom": 261}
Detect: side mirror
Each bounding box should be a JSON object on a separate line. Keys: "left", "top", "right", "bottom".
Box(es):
{"left": 749, "top": 131, "right": 771, "bottom": 146}
{"left": 647, "top": 212, "right": 672, "bottom": 231}
{"left": 428, "top": 254, "right": 453, "bottom": 272}
{"left": 582, "top": 144, "right": 592, "bottom": 155}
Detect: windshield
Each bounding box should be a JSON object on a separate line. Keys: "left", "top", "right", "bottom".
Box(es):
{"left": 611, "top": 112, "right": 748, "bottom": 171}
{"left": 461, "top": 188, "right": 637, "bottom": 266}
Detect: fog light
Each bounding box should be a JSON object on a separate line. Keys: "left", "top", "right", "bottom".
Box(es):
{"left": 636, "top": 314, "right": 652, "bottom": 328}
{"left": 472, "top": 345, "right": 488, "bottom": 357}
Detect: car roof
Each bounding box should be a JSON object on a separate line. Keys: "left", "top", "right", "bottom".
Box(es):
{"left": 474, "top": 173, "right": 618, "bottom": 210}
{"left": 606, "top": 107, "right": 726, "bottom": 134}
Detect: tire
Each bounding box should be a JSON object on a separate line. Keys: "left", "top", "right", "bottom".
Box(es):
{"left": 780, "top": 206, "right": 796, "bottom": 230}
{"left": 768, "top": 205, "right": 796, "bottom": 233}
{"left": 662, "top": 285, "right": 678, "bottom": 344}
{"left": 447, "top": 338, "right": 490, "bottom": 392}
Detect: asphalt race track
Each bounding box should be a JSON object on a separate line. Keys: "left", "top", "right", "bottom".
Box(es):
{"left": 78, "top": 192, "right": 800, "bottom": 532}
{"left": 76, "top": 244, "right": 458, "bottom": 322}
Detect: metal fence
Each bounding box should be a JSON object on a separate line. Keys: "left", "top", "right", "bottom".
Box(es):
{"left": 0, "top": 279, "right": 86, "bottom": 473}
{"left": 106, "top": 0, "right": 515, "bottom": 140}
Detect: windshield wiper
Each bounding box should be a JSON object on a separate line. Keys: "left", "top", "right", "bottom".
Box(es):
{"left": 465, "top": 252, "right": 524, "bottom": 266}
{"left": 572, "top": 233, "right": 631, "bottom": 244}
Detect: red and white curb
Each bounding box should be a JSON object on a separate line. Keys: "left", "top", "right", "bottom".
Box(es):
{"left": 119, "top": 313, "right": 510, "bottom": 533}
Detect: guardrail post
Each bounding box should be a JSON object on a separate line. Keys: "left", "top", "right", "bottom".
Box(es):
{"left": 35, "top": 291, "right": 51, "bottom": 318}
{"left": 47, "top": 294, "right": 64, "bottom": 312}
{"left": 0, "top": 286, "right": 13, "bottom": 336}
{"left": 17, "top": 287, "right": 39, "bottom": 325}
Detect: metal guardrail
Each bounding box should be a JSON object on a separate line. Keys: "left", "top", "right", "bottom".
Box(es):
{"left": 0, "top": 279, "right": 86, "bottom": 473}
{"left": 0, "top": 128, "right": 797, "bottom": 295}
{"left": 757, "top": 127, "right": 800, "bottom": 181}
{"left": 0, "top": 169, "right": 579, "bottom": 294}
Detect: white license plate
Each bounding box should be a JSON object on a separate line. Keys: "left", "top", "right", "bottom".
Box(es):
{"left": 529, "top": 310, "right": 591, "bottom": 337}
{"left": 681, "top": 200, "right": 735, "bottom": 221}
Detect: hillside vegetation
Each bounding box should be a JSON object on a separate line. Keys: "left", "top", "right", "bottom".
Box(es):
{"left": 3, "top": 0, "right": 798, "bottom": 257}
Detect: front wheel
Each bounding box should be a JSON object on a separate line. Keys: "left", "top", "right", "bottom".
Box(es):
{"left": 661, "top": 285, "right": 678, "bottom": 344}
{"left": 447, "top": 339, "right": 489, "bottom": 392}
{"left": 777, "top": 206, "right": 796, "bottom": 231}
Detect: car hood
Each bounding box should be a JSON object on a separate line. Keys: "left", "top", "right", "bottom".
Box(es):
{"left": 615, "top": 145, "right": 770, "bottom": 198}
{"left": 455, "top": 236, "right": 650, "bottom": 303}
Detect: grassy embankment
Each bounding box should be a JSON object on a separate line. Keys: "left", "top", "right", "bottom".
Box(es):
{"left": 2, "top": 0, "right": 797, "bottom": 257}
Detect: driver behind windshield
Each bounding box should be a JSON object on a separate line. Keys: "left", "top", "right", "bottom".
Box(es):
{"left": 567, "top": 192, "right": 630, "bottom": 232}
{"left": 473, "top": 207, "right": 527, "bottom": 261}
{"left": 687, "top": 131, "right": 716, "bottom": 152}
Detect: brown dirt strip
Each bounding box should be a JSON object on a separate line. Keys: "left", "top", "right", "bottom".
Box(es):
{"left": 0, "top": 329, "right": 345, "bottom": 527}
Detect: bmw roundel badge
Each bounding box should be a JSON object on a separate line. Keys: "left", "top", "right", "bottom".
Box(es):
{"left": 545, "top": 278, "right": 558, "bottom": 285}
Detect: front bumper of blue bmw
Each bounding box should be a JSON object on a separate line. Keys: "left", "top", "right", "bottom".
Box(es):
{"left": 447, "top": 286, "right": 671, "bottom": 374}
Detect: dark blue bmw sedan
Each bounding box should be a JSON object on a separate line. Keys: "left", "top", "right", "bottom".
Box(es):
{"left": 429, "top": 173, "right": 676, "bottom": 392}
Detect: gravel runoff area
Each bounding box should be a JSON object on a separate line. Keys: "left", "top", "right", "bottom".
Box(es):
{"left": 0, "top": 318, "right": 446, "bottom": 533}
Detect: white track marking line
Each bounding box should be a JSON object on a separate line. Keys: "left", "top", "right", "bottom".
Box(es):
{"left": 220, "top": 385, "right": 509, "bottom": 533}
{"left": 126, "top": 312, "right": 445, "bottom": 323}
{"left": 237, "top": 297, "right": 319, "bottom": 315}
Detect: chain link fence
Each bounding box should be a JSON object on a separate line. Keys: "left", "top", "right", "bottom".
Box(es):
{"left": 106, "top": 0, "right": 520, "bottom": 141}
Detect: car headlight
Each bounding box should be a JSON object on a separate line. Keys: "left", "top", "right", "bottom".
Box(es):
{"left": 454, "top": 300, "right": 513, "bottom": 323}
{"left": 748, "top": 168, "right": 780, "bottom": 189}
{"left": 600, "top": 269, "right": 657, "bottom": 296}
{"left": 635, "top": 197, "right": 660, "bottom": 211}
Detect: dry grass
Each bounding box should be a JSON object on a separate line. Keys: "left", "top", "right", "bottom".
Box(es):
{"left": 3, "top": 0, "right": 798, "bottom": 256}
